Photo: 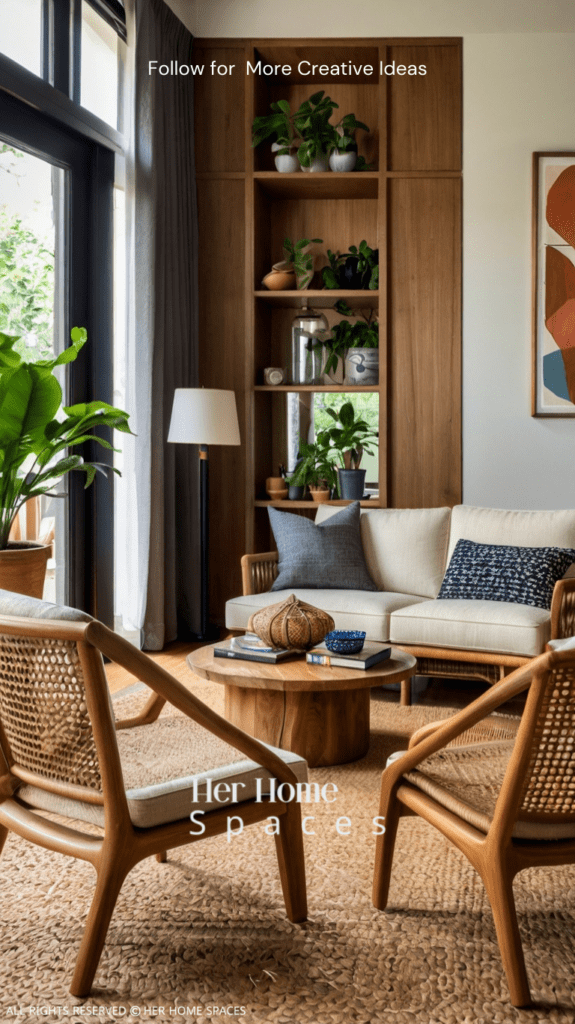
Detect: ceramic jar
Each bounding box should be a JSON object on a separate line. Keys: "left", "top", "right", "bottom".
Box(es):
{"left": 271, "top": 142, "right": 299, "bottom": 173}
{"left": 301, "top": 155, "right": 329, "bottom": 173}
{"left": 345, "top": 348, "right": 379, "bottom": 385}
{"left": 262, "top": 261, "right": 296, "bottom": 290}
{"left": 329, "top": 150, "right": 357, "bottom": 172}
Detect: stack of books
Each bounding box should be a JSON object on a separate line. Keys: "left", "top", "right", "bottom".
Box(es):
{"left": 214, "top": 633, "right": 303, "bottom": 664}
{"left": 306, "top": 641, "right": 392, "bottom": 670}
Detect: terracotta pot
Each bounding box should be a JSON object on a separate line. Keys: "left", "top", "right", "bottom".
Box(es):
{"left": 262, "top": 266, "right": 296, "bottom": 290}
{"left": 0, "top": 541, "right": 51, "bottom": 599}
{"left": 310, "top": 487, "right": 331, "bottom": 503}
{"left": 268, "top": 488, "right": 288, "bottom": 501}
{"left": 266, "top": 476, "right": 287, "bottom": 500}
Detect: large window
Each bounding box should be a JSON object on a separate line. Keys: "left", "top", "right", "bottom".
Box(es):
{"left": 0, "top": 0, "right": 125, "bottom": 622}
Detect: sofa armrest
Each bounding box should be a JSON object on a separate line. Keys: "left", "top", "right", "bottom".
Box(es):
{"left": 241, "top": 551, "right": 279, "bottom": 596}
{"left": 550, "top": 577, "right": 575, "bottom": 639}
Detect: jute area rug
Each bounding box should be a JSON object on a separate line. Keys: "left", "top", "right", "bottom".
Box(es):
{"left": 1, "top": 677, "right": 574, "bottom": 1024}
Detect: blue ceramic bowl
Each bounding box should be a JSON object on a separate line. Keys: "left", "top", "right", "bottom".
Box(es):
{"left": 324, "top": 630, "right": 366, "bottom": 655}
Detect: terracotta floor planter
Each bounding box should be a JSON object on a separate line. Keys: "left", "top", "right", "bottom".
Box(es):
{"left": 0, "top": 542, "right": 51, "bottom": 599}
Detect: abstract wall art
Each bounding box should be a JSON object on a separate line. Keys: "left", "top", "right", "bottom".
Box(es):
{"left": 532, "top": 152, "right": 575, "bottom": 416}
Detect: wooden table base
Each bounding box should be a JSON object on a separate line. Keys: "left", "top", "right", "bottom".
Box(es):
{"left": 224, "top": 683, "right": 371, "bottom": 768}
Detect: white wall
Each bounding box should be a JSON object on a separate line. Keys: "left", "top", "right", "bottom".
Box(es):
{"left": 170, "top": 1, "right": 575, "bottom": 509}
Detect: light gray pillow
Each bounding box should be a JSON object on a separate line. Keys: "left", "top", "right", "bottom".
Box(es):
{"left": 268, "top": 502, "right": 377, "bottom": 592}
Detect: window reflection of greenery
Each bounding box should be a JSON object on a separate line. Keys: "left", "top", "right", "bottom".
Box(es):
{"left": 0, "top": 145, "right": 54, "bottom": 362}
{"left": 314, "top": 392, "right": 379, "bottom": 486}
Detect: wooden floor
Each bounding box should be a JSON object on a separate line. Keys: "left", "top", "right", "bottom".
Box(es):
{"left": 105, "top": 639, "right": 202, "bottom": 694}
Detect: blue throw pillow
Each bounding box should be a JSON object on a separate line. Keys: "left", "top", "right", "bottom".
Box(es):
{"left": 438, "top": 539, "right": 575, "bottom": 610}
{"left": 268, "top": 502, "right": 377, "bottom": 592}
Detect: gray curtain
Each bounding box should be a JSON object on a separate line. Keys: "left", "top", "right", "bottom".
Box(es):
{"left": 121, "top": 0, "right": 200, "bottom": 649}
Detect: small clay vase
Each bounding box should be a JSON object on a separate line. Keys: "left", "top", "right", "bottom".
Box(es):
{"left": 266, "top": 476, "right": 286, "bottom": 500}
{"left": 310, "top": 487, "right": 331, "bottom": 503}
{"left": 262, "top": 261, "right": 296, "bottom": 291}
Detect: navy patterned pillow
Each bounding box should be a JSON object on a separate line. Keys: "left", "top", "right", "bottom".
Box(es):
{"left": 438, "top": 539, "right": 575, "bottom": 610}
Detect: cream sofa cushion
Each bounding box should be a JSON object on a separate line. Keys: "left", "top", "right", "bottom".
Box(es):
{"left": 225, "top": 588, "right": 428, "bottom": 643}
{"left": 315, "top": 505, "right": 451, "bottom": 598}
{"left": 447, "top": 505, "right": 575, "bottom": 563}
{"left": 389, "top": 598, "right": 550, "bottom": 657}
{"left": 18, "top": 712, "right": 308, "bottom": 829}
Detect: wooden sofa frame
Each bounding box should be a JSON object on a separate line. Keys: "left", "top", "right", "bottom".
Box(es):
{"left": 241, "top": 551, "right": 575, "bottom": 686}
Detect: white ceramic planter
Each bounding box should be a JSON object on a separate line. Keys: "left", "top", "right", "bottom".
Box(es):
{"left": 345, "top": 348, "right": 379, "bottom": 386}
{"left": 271, "top": 143, "right": 299, "bottom": 173}
{"left": 301, "top": 155, "right": 329, "bottom": 173}
{"left": 329, "top": 150, "right": 357, "bottom": 172}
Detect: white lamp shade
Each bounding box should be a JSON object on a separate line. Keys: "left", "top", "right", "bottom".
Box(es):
{"left": 168, "top": 388, "right": 241, "bottom": 446}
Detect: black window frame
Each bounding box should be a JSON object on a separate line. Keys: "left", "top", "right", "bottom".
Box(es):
{"left": 0, "top": 0, "right": 125, "bottom": 623}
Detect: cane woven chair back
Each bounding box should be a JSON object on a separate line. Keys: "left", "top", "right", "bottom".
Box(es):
{"left": 0, "top": 630, "right": 103, "bottom": 793}
{"left": 516, "top": 654, "right": 575, "bottom": 823}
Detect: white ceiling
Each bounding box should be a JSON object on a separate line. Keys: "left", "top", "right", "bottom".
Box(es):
{"left": 164, "top": 0, "right": 575, "bottom": 37}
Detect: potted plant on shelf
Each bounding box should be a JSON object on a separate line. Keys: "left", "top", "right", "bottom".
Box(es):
{"left": 317, "top": 301, "right": 379, "bottom": 384}
{"left": 263, "top": 236, "right": 323, "bottom": 291}
{"left": 294, "top": 91, "right": 339, "bottom": 172}
{"left": 322, "top": 240, "right": 379, "bottom": 290}
{"left": 327, "top": 113, "right": 370, "bottom": 172}
{"left": 285, "top": 437, "right": 338, "bottom": 502}
{"left": 0, "top": 327, "right": 132, "bottom": 598}
{"left": 321, "top": 400, "right": 378, "bottom": 500}
{"left": 251, "top": 99, "right": 300, "bottom": 172}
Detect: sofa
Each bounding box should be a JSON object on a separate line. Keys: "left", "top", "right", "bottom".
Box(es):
{"left": 225, "top": 505, "right": 575, "bottom": 686}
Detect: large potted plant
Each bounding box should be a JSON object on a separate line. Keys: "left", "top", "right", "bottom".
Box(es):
{"left": 0, "top": 327, "right": 131, "bottom": 598}
{"left": 322, "top": 400, "right": 378, "bottom": 500}
{"left": 286, "top": 438, "right": 338, "bottom": 502}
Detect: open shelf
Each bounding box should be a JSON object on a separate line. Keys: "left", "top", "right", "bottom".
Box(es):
{"left": 254, "top": 171, "right": 379, "bottom": 200}
{"left": 254, "top": 384, "right": 379, "bottom": 392}
{"left": 255, "top": 499, "right": 381, "bottom": 509}
{"left": 254, "top": 289, "right": 379, "bottom": 309}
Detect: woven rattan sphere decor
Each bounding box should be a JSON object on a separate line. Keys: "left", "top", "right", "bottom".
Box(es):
{"left": 248, "top": 594, "right": 335, "bottom": 650}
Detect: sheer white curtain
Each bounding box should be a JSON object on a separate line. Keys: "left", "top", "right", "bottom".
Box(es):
{"left": 116, "top": 0, "right": 199, "bottom": 649}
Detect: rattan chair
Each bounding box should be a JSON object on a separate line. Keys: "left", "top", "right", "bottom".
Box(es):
{"left": 0, "top": 594, "right": 307, "bottom": 997}
{"left": 372, "top": 647, "right": 575, "bottom": 1007}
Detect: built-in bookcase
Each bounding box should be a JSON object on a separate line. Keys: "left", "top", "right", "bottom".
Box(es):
{"left": 195, "top": 37, "right": 462, "bottom": 623}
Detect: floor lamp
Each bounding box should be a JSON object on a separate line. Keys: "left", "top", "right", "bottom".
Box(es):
{"left": 168, "top": 388, "right": 241, "bottom": 642}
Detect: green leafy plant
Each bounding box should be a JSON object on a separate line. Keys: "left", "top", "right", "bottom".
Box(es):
{"left": 327, "top": 113, "right": 370, "bottom": 154}
{"left": 282, "top": 236, "right": 323, "bottom": 289}
{"left": 0, "top": 327, "right": 132, "bottom": 549}
{"left": 322, "top": 240, "right": 379, "bottom": 290}
{"left": 286, "top": 437, "right": 338, "bottom": 492}
{"left": 318, "top": 302, "right": 379, "bottom": 376}
{"left": 251, "top": 99, "right": 298, "bottom": 153}
{"left": 321, "top": 400, "right": 378, "bottom": 470}
{"left": 294, "top": 91, "right": 340, "bottom": 168}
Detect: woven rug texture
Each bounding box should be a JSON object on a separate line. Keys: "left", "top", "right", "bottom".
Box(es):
{"left": 1, "top": 675, "right": 574, "bottom": 1024}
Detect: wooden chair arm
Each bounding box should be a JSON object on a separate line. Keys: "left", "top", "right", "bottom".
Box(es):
{"left": 86, "top": 620, "right": 301, "bottom": 788}
{"left": 382, "top": 654, "right": 544, "bottom": 786}
{"left": 241, "top": 551, "right": 279, "bottom": 595}
{"left": 550, "top": 576, "right": 575, "bottom": 639}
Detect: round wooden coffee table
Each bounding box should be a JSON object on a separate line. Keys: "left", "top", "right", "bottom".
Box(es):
{"left": 187, "top": 645, "right": 417, "bottom": 768}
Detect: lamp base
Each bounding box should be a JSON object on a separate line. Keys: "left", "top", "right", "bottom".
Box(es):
{"left": 186, "top": 623, "right": 221, "bottom": 644}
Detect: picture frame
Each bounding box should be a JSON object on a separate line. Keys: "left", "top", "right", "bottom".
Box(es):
{"left": 532, "top": 151, "right": 575, "bottom": 416}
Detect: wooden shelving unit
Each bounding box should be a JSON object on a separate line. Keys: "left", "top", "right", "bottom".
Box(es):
{"left": 194, "top": 36, "right": 462, "bottom": 621}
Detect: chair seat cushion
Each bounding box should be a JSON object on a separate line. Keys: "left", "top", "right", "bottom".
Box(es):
{"left": 402, "top": 740, "right": 575, "bottom": 840}
{"left": 389, "top": 598, "right": 550, "bottom": 657}
{"left": 17, "top": 710, "right": 308, "bottom": 828}
{"left": 226, "top": 589, "right": 429, "bottom": 643}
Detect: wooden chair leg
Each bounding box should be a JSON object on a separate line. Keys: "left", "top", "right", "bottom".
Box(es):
{"left": 400, "top": 678, "right": 412, "bottom": 706}
{"left": 0, "top": 823, "right": 8, "bottom": 858}
{"left": 482, "top": 862, "right": 531, "bottom": 1008}
{"left": 372, "top": 788, "right": 402, "bottom": 911}
{"left": 273, "top": 804, "right": 307, "bottom": 923}
{"left": 69, "top": 855, "right": 130, "bottom": 998}
{"left": 156, "top": 850, "right": 167, "bottom": 863}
